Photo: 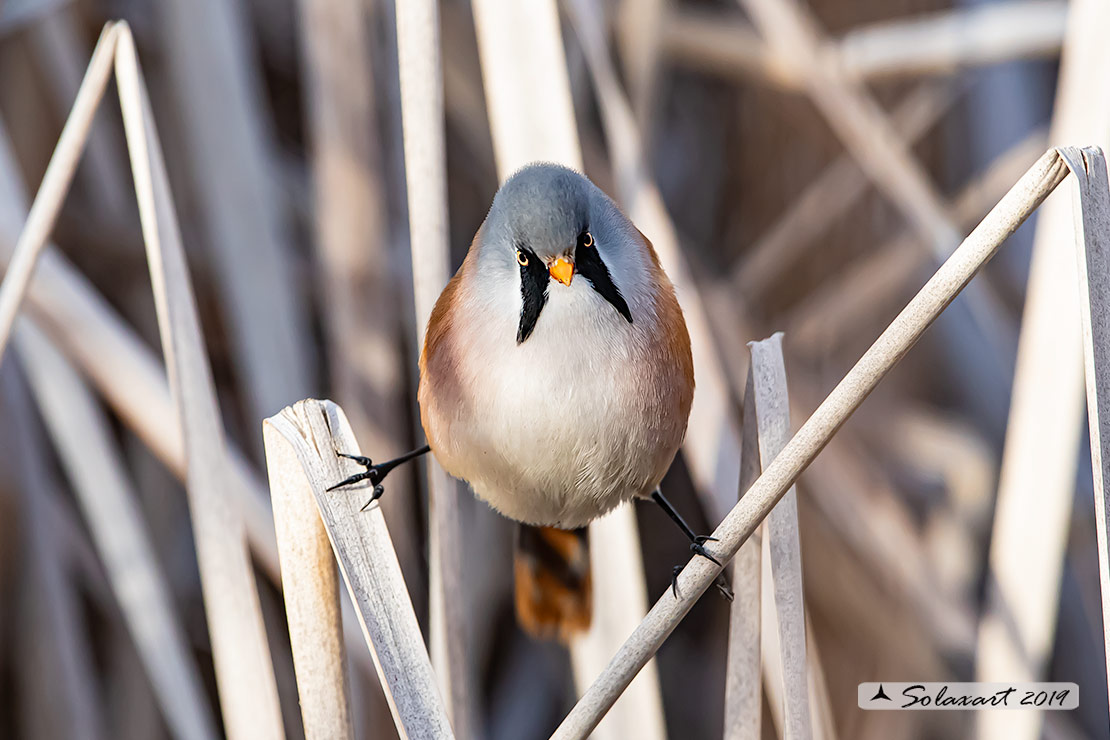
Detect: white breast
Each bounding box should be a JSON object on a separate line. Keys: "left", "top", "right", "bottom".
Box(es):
{"left": 423, "top": 276, "right": 682, "bottom": 529}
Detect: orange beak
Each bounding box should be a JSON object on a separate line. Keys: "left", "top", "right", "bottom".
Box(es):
{"left": 549, "top": 257, "right": 574, "bottom": 286}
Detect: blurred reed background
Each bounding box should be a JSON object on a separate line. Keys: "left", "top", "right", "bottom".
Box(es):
{"left": 0, "top": 0, "right": 1106, "bottom": 739}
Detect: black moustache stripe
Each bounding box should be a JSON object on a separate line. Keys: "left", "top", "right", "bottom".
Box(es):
{"left": 577, "top": 240, "right": 633, "bottom": 324}
{"left": 517, "top": 246, "right": 549, "bottom": 344}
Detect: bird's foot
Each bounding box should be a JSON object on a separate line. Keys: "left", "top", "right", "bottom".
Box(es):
{"left": 650, "top": 488, "right": 733, "bottom": 601}
{"left": 327, "top": 452, "right": 388, "bottom": 510}
{"left": 669, "top": 537, "right": 734, "bottom": 601}
{"left": 327, "top": 445, "right": 432, "bottom": 511}
{"left": 690, "top": 535, "right": 722, "bottom": 566}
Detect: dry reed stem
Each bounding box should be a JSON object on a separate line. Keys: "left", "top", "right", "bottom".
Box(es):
{"left": 296, "top": 0, "right": 422, "bottom": 725}
{"left": 0, "top": 22, "right": 120, "bottom": 363}
{"left": 975, "top": 2, "right": 1110, "bottom": 738}
{"left": 2, "top": 227, "right": 284, "bottom": 576}
{"left": 0, "top": 148, "right": 336, "bottom": 679}
{"left": 0, "top": 121, "right": 23, "bottom": 241}
{"left": 893, "top": 410, "right": 995, "bottom": 605}
{"left": 788, "top": 127, "right": 1047, "bottom": 351}
{"left": 570, "top": 510, "right": 665, "bottom": 740}
{"left": 265, "top": 413, "right": 354, "bottom": 740}
{"left": 265, "top": 400, "right": 454, "bottom": 740}
{"left": 161, "top": 0, "right": 313, "bottom": 429}
{"left": 614, "top": 0, "right": 666, "bottom": 130}
{"left": 551, "top": 149, "right": 1072, "bottom": 740}
{"left": 664, "top": 1, "right": 1065, "bottom": 89}
{"left": 735, "top": 82, "right": 958, "bottom": 300}
{"left": 662, "top": 13, "right": 791, "bottom": 88}
{"left": 29, "top": 8, "right": 128, "bottom": 216}
{"left": 565, "top": 0, "right": 742, "bottom": 519}
{"left": 1, "top": 365, "right": 103, "bottom": 740}
{"left": 1066, "top": 146, "right": 1110, "bottom": 714}
{"left": 3, "top": 19, "right": 385, "bottom": 687}
{"left": 723, "top": 368, "right": 762, "bottom": 740}
{"left": 836, "top": 0, "right": 1066, "bottom": 82}
{"left": 754, "top": 125, "right": 1057, "bottom": 666}
{"left": 18, "top": 321, "right": 217, "bottom": 740}
{"left": 702, "top": 285, "right": 977, "bottom": 658}
{"left": 749, "top": 334, "right": 812, "bottom": 740}
{"left": 737, "top": 0, "right": 959, "bottom": 251}
{"left": 737, "top": 0, "right": 1018, "bottom": 428}
{"left": 395, "top": 1, "right": 470, "bottom": 733}
{"left": 472, "top": 0, "right": 582, "bottom": 172}
{"left": 804, "top": 619, "right": 838, "bottom": 740}
{"left": 296, "top": 0, "right": 420, "bottom": 598}
{"left": 786, "top": 398, "right": 977, "bottom": 658}
{"left": 754, "top": 524, "right": 836, "bottom": 740}
{"left": 439, "top": 8, "right": 496, "bottom": 169}
{"left": 114, "top": 25, "right": 285, "bottom": 738}
{"left": 471, "top": 2, "right": 665, "bottom": 736}
{"left": 41, "top": 489, "right": 109, "bottom": 605}
{"left": 296, "top": 0, "right": 419, "bottom": 729}
{"left": 0, "top": 119, "right": 283, "bottom": 586}
{"left": 0, "top": 24, "right": 285, "bottom": 737}
{"left": 759, "top": 534, "right": 785, "bottom": 738}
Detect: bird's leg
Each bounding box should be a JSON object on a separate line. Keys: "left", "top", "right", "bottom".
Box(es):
{"left": 652, "top": 488, "right": 734, "bottom": 601}
{"left": 327, "top": 445, "right": 431, "bottom": 510}
{"left": 651, "top": 488, "right": 721, "bottom": 563}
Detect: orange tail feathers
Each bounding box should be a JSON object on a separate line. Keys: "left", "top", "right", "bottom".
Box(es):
{"left": 513, "top": 524, "right": 591, "bottom": 642}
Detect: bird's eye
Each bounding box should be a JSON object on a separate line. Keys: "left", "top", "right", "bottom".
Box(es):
{"left": 580, "top": 231, "right": 594, "bottom": 248}
{"left": 516, "top": 249, "right": 529, "bottom": 267}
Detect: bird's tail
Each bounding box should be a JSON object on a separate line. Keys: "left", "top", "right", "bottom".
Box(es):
{"left": 513, "top": 524, "right": 591, "bottom": 642}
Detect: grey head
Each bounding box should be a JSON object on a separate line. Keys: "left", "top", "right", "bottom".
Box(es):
{"left": 476, "top": 163, "right": 636, "bottom": 343}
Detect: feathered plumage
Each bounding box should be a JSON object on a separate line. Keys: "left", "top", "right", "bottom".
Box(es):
{"left": 418, "top": 163, "right": 693, "bottom": 637}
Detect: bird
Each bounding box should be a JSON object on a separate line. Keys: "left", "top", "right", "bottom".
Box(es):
{"left": 329, "top": 163, "right": 728, "bottom": 641}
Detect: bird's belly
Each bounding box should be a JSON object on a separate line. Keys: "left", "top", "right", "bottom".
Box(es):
{"left": 430, "top": 338, "right": 680, "bottom": 529}
{"left": 466, "top": 402, "right": 650, "bottom": 528}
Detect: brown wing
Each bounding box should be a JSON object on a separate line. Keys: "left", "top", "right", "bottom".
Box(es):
{"left": 418, "top": 233, "right": 482, "bottom": 450}
{"left": 637, "top": 227, "right": 695, "bottom": 415}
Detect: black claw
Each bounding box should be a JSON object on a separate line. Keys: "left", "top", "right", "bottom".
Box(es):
{"left": 670, "top": 563, "right": 733, "bottom": 603}
{"left": 694, "top": 535, "right": 719, "bottom": 544}
{"left": 337, "top": 452, "right": 374, "bottom": 467}
{"left": 690, "top": 541, "right": 723, "bottom": 567}
{"left": 714, "top": 575, "right": 735, "bottom": 602}
{"left": 360, "top": 485, "right": 386, "bottom": 511}
{"left": 326, "top": 470, "right": 374, "bottom": 492}
{"left": 329, "top": 451, "right": 385, "bottom": 493}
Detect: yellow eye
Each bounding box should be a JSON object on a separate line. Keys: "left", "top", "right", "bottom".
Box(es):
{"left": 582, "top": 231, "right": 593, "bottom": 248}
{"left": 516, "top": 249, "right": 529, "bottom": 266}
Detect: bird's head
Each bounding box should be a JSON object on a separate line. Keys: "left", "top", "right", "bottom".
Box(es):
{"left": 476, "top": 163, "right": 640, "bottom": 344}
